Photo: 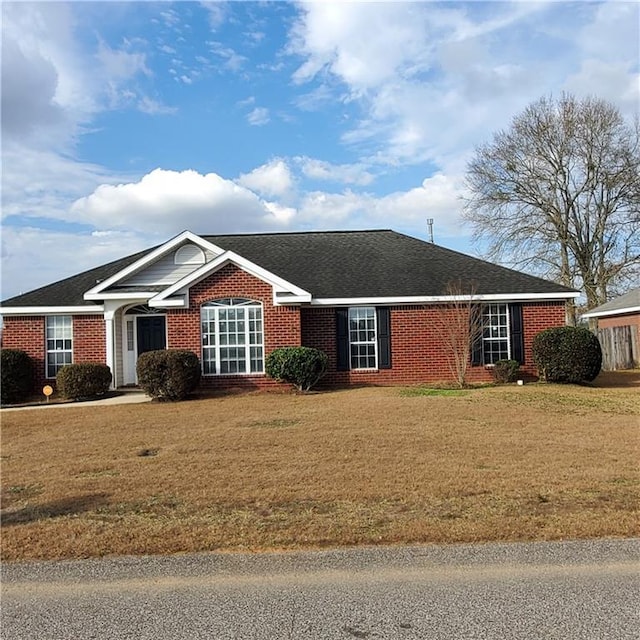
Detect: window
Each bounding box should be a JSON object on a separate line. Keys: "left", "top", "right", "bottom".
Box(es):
{"left": 336, "top": 307, "right": 391, "bottom": 371}
{"left": 201, "top": 298, "right": 264, "bottom": 375}
{"left": 481, "top": 304, "right": 510, "bottom": 364}
{"left": 349, "top": 307, "right": 377, "bottom": 369}
{"left": 46, "top": 316, "right": 72, "bottom": 378}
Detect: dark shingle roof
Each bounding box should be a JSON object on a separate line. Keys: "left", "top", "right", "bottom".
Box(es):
{"left": 205, "top": 230, "right": 575, "bottom": 298}
{"left": 1, "top": 230, "right": 575, "bottom": 308}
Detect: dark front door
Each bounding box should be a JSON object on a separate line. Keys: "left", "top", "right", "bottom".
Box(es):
{"left": 137, "top": 316, "right": 166, "bottom": 355}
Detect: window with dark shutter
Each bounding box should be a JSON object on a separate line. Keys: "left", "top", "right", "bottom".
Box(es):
{"left": 509, "top": 303, "right": 525, "bottom": 364}
{"left": 376, "top": 307, "right": 392, "bottom": 369}
{"left": 336, "top": 308, "right": 349, "bottom": 371}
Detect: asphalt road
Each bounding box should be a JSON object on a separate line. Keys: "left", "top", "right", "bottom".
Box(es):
{"left": 2, "top": 539, "right": 638, "bottom": 639}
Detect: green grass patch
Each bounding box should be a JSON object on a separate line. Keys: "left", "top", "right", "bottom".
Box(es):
{"left": 400, "top": 386, "right": 471, "bottom": 397}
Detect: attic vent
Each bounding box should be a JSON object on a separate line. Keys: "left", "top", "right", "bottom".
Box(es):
{"left": 174, "top": 244, "right": 205, "bottom": 265}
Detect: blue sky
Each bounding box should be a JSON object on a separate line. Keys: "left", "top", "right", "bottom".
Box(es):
{"left": 1, "top": 1, "right": 638, "bottom": 300}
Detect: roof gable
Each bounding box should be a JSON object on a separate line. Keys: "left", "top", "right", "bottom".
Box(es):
{"left": 149, "top": 250, "right": 311, "bottom": 308}
{"left": 84, "top": 231, "right": 224, "bottom": 300}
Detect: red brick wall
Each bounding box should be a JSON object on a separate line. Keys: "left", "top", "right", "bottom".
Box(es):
{"left": 302, "top": 301, "right": 567, "bottom": 386}
{"left": 1, "top": 314, "right": 106, "bottom": 392}
{"left": 598, "top": 312, "right": 640, "bottom": 331}
{"left": 166, "top": 263, "right": 301, "bottom": 389}
{"left": 1, "top": 297, "right": 568, "bottom": 393}
{"left": 2, "top": 316, "right": 45, "bottom": 391}
{"left": 73, "top": 316, "right": 106, "bottom": 364}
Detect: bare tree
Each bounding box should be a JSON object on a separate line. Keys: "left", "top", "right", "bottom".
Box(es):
{"left": 435, "top": 280, "right": 484, "bottom": 388}
{"left": 463, "top": 94, "right": 640, "bottom": 323}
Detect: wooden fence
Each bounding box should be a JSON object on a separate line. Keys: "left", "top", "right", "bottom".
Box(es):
{"left": 597, "top": 325, "right": 639, "bottom": 370}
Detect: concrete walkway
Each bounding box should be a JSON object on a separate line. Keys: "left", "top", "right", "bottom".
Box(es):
{"left": 1, "top": 392, "right": 151, "bottom": 412}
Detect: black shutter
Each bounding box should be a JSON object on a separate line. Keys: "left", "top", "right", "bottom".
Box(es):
{"left": 471, "top": 304, "right": 484, "bottom": 366}
{"left": 376, "top": 307, "right": 392, "bottom": 369}
{"left": 509, "top": 303, "right": 525, "bottom": 364}
{"left": 336, "top": 308, "right": 350, "bottom": 371}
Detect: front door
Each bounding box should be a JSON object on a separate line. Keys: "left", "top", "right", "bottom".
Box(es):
{"left": 137, "top": 316, "right": 166, "bottom": 355}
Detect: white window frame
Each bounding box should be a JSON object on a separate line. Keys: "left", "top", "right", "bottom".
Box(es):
{"left": 46, "top": 315, "right": 73, "bottom": 378}
{"left": 201, "top": 298, "right": 264, "bottom": 376}
{"left": 349, "top": 307, "right": 378, "bottom": 370}
{"left": 482, "top": 303, "right": 511, "bottom": 365}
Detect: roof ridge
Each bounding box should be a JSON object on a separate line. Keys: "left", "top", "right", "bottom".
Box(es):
{"left": 203, "top": 229, "right": 393, "bottom": 238}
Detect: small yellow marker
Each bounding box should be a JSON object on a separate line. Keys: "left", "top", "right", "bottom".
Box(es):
{"left": 43, "top": 385, "right": 53, "bottom": 403}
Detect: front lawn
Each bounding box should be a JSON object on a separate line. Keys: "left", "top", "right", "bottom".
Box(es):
{"left": 1, "top": 372, "right": 638, "bottom": 561}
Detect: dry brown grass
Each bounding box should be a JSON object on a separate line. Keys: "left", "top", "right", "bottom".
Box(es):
{"left": 2, "top": 371, "right": 638, "bottom": 561}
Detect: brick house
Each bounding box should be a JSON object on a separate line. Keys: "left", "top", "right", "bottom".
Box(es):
{"left": 0, "top": 230, "right": 578, "bottom": 390}
{"left": 581, "top": 287, "right": 640, "bottom": 369}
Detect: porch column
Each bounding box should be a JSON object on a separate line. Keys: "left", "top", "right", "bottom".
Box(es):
{"left": 103, "top": 302, "right": 119, "bottom": 389}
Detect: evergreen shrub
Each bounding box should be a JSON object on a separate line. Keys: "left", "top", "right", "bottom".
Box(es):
{"left": 136, "top": 350, "right": 201, "bottom": 401}
{"left": 265, "top": 346, "right": 328, "bottom": 391}
{"left": 492, "top": 359, "right": 521, "bottom": 383}
{"left": 532, "top": 326, "right": 602, "bottom": 383}
{"left": 56, "top": 363, "right": 112, "bottom": 400}
{"left": 1, "top": 349, "right": 33, "bottom": 404}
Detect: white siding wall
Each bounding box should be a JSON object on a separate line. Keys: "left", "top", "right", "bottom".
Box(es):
{"left": 121, "top": 245, "right": 219, "bottom": 286}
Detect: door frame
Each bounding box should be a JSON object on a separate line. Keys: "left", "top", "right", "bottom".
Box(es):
{"left": 122, "top": 310, "right": 167, "bottom": 385}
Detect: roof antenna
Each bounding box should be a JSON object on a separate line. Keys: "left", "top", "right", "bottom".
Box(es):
{"left": 427, "top": 218, "right": 434, "bottom": 243}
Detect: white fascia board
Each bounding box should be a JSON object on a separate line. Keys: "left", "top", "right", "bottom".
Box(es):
{"left": 149, "top": 297, "right": 187, "bottom": 308}
{"left": 310, "top": 291, "right": 580, "bottom": 306}
{"left": 0, "top": 305, "right": 105, "bottom": 316}
{"left": 582, "top": 305, "right": 640, "bottom": 319}
{"left": 150, "top": 250, "right": 312, "bottom": 306}
{"left": 83, "top": 231, "right": 224, "bottom": 298}
{"left": 84, "top": 291, "right": 161, "bottom": 301}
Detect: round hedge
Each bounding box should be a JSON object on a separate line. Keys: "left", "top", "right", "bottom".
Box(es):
{"left": 56, "top": 363, "right": 113, "bottom": 400}
{"left": 265, "top": 346, "right": 328, "bottom": 391}
{"left": 136, "top": 350, "right": 201, "bottom": 401}
{"left": 1, "top": 349, "right": 33, "bottom": 405}
{"left": 532, "top": 326, "right": 602, "bottom": 383}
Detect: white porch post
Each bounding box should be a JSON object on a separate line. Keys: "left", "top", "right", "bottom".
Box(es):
{"left": 104, "top": 302, "right": 119, "bottom": 389}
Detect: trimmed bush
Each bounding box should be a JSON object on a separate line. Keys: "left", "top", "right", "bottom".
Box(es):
{"left": 1, "top": 349, "right": 33, "bottom": 405}
{"left": 532, "top": 326, "right": 602, "bottom": 383}
{"left": 136, "top": 350, "right": 201, "bottom": 401}
{"left": 265, "top": 346, "right": 328, "bottom": 392}
{"left": 56, "top": 363, "right": 113, "bottom": 400}
{"left": 492, "top": 359, "right": 521, "bottom": 384}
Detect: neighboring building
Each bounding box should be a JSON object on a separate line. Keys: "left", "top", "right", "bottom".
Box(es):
{"left": 582, "top": 288, "right": 640, "bottom": 370}
{"left": 0, "top": 230, "right": 578, "bottom": 390}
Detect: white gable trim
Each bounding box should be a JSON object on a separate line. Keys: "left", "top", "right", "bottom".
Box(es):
{"left": 310, "top": 291, "right": 579, "bottom": 306}
{"left": 149, "top": 250, "right": 312, "bottom": 308}
{"left": 84, "top": 231, "right": 224, "bottom": 300}
{"left": 0, "top": 305, "right": 105, "bottom": 316}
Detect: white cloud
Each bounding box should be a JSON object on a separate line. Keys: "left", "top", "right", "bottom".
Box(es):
{"left": 288, "top": 1, "right": 638, "bottom": 168}
{"left": 297, "top": 157, "right": 374, "bottom": 186}
{"left": 247, "top": 107, "right": 270, "bottom": 126}
{"left": 290, "top": 2, "right": 433, "bottom": 90}
{"left": 237, "top": 159, "right": 294, "bottom": 198}
{"left": 1, "top": 226, "right": 151, "bottom": 301}
{"left": 1, "top": 143, "right": 131, "bottom": 222}
{"left": 297, "top": 173, "right": 465, "bottom": 238}
{"left": 70, "top": 169, "right": 294, "bottom": 235}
